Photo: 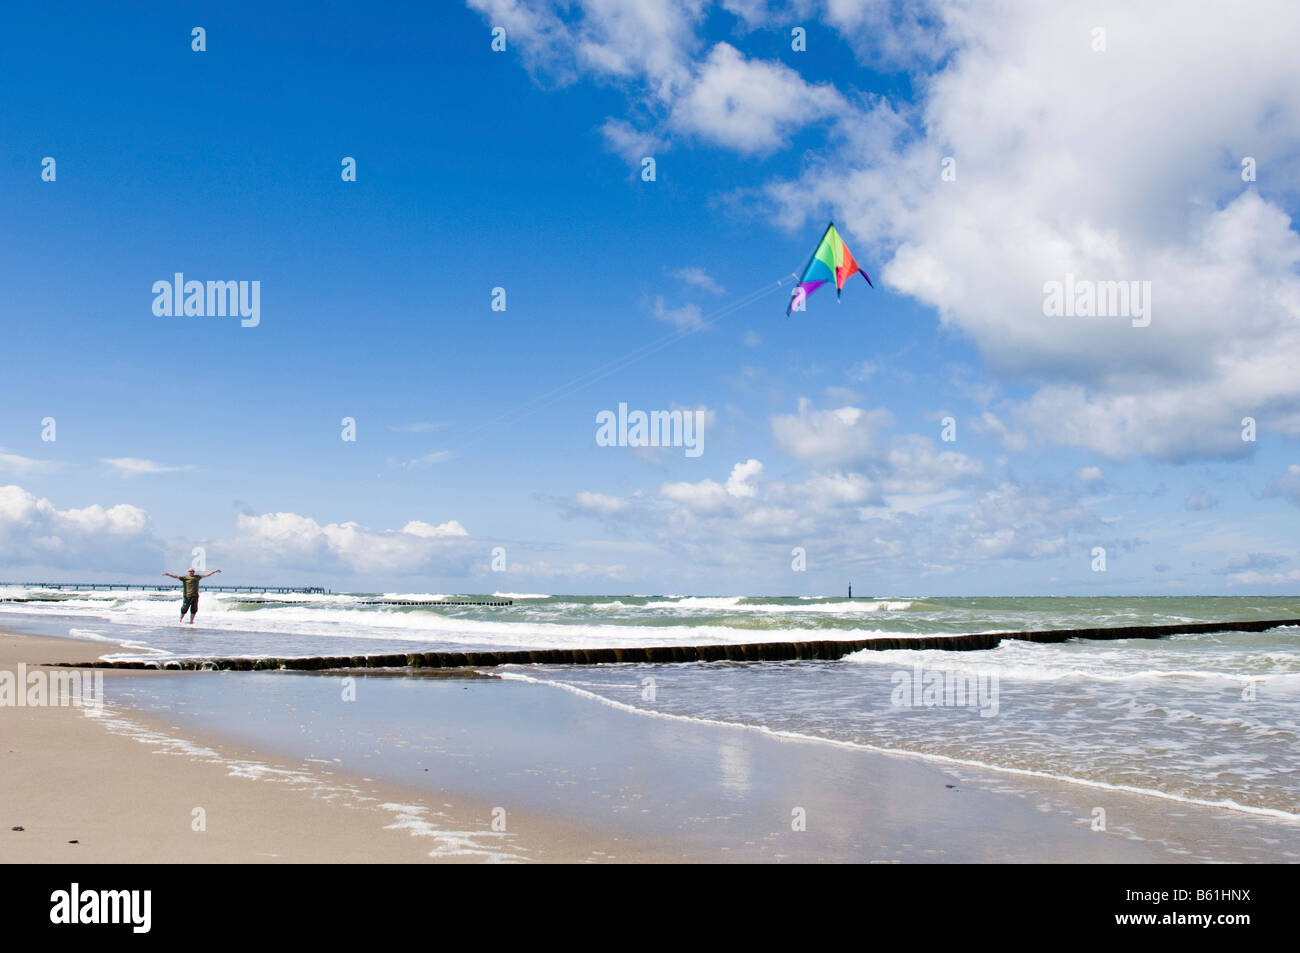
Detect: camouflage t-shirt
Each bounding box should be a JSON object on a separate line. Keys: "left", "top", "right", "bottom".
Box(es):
{"left": 181, "top": 574, "right": 201, "bottom": 598}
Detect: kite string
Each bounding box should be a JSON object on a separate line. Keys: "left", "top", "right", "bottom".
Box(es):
{"left": 446, "top": 274, "right": 798, "bottom": 453}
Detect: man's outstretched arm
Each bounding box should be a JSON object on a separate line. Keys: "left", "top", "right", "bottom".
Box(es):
{"left": 200, "top": 569, "right": 222, "bottom": 578}
{"left": 161, "top": 572, "right": 179, "bottom": 578}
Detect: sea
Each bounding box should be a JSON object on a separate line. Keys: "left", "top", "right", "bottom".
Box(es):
{"left": 2, "top": 588, "right": 1297, "bottom": 822}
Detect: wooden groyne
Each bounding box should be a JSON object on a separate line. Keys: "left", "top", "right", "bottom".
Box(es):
{"left": 52, "top": 617, "right": 1300, "bottom": 672}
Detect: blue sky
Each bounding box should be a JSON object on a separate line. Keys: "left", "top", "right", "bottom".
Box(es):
{"left": 2, "top": 0, "right": 1299, "bottom": 595}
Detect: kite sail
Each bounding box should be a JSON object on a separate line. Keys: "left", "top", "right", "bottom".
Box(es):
{"left": 787, "top": 221, "right": 872, "bottom": 315}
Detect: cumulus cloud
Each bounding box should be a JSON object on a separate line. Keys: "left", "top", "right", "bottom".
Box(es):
{"left": 762, "top": 1, "right": 1300, "bottom": 463}
{"left": 771, "top": 400, "right": 894, "bottom": 468}
{"left": 724, "top": 458, "right": 762, "bottom": 497}
{"left": 465, "top": 4, "right": 1300, "bottom": 463}
{"left": 232, "top": 511, "right": 474, "bottom": 575}
{"left": 567, "top": 454, "right": 1106, "bottom": 584}
{"left": 668, "top": 42, "right": 845, "bottom": 154}
{"left": 468, "top": 3, "right": 848, "bottom": 160}
{"left": 0, "top": 485, "right": 159, "bottom": 570}
{"left": 770, "top": 400, "right": 982, "bottom": 498}
{"left": 402, "top": 520, "right": 469, "bottom": 538}
{"left": 944, "top": 482, "right": 1098, "bottom": 561}
{"left": 878, "top": 435, "right": 982, "bottom": 493}
{"left": 973, "top": 412, "right": 1028, "bottom": 452}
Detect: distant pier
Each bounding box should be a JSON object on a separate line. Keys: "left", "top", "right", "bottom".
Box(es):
{"left": 0, "top": 583, "right": 513, "bottom": 607}
{"left": 0, "top": 582, "right": 329, "bottom": 595}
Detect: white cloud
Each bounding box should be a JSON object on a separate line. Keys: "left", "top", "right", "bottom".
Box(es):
{"left": 945, "top": 482, "right": 1096, "bottom": 561}
{"left": 234, "top": 511, "right": 472, "bottom": 574}
{"left": 1228, "top": 569, "right": 1300, "bottom": 586}
{"left": 101, "top": 457, "right": 193, "bottom": 477}
{"left": 974, "top": 412, "right": 1028, "bottom": 452}
{"left": 669, "top": 42, "right": 845, "bottom": 154}
{"left": 771, "top": 400, "right": 894, "bottom": 468}
{"left": 724, "top": 458, "right": 762, "bottom": 498}
{"left": 601, "top": 117, "right": 667, "bottom": 165}
{"left": 387, "top": 422, "right": 444, "bottom": 433}
{"left": 574, "top": 490, "right": 630, "bottom": 514}
{"left": 672, "top": 265, "right": 724, "bottom": 294}
{"left": 0, "top": 485, "right": 157, "bottom": 569}
{"left": 399, "top": 450, "right": 453, "bottom": 469}
{"left": 659, "top": 477, "right": 730, "bottom": 512}
{"left": 650, "top": 295, "right": 705, "bottom": 330}
{"left": 0, "top": 450, "right": 58, "bottom": 476}
{"left": 878, "top": 435, "right": 982, "bottom": 494}
{"left": 847, "top": 360, "right": 878, "bottom": 382}
{"left": 464, "top": 0, "right": 584, "bottom": 85}
{"left": 402, "top": 519, "right": 469, "bottom": 538}
{"left": 468, "top": 4, "right": 846, "bottom": 160}
{"left": 763, "top": 1, "right": 1300, "bottom": 462}
{"left": 469, "top": 0, "right": 704, "bottom": 97}
{"left": 719, "top": 0, "right": 778, "bottom": 29}
{"left": 802, "top": 471, "right": 877, "bottom": 506}
{"left": 1265, "top": 465, "right": 1300, "bottom": 506}
{"left": 771, "top": 400, "right": 981, "bottom": 494}
{"left": 1079, "top": 466, "right": 1105, "bottom": 485}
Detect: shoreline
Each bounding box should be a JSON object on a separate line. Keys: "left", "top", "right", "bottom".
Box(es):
{"left": 4, "top": 626, "right": 1299, "bottom": 863}
{"left": 0, "top": 629, "right": 669, "bottom": 863}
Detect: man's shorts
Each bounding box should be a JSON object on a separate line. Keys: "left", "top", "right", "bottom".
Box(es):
{"left": 181, "top": 594, "right": 199, "bottom": 616}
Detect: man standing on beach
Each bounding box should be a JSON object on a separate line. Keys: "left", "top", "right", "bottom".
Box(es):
{"left": 162, "top": 567, "right": 221, "bottom": 624}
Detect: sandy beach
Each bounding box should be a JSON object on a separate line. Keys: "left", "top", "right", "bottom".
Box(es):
{"left": 5, "top": 626, "right": 1298, "bottom": 863}
{"left": 0, "top": 629, "right": 665, "bottom": 863}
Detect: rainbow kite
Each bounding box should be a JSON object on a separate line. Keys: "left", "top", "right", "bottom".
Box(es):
{"left": 787, "top": 221, "right": 872, "bottom": 315}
